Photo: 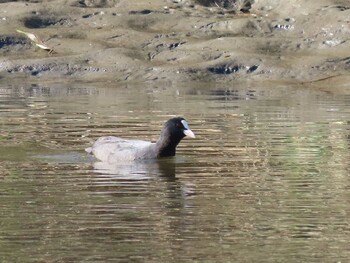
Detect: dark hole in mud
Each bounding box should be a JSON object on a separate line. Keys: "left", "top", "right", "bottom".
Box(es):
{"left": 169, "top": 42, "right": 185, "bottom": 49}
{"left": 208, "top": 65, "right": 241, "bottom": 74}
{"left": 82, "top": 14, "right": 93, "bottom": 18}
{"left": 23, "top": 16, "right": 68, "bottom": 29}
{"left": 331, "top": 5, "right": 350, "bottom": 11}
{"left": 208, "top": 64, "right": 259, "bottom": 74}
{"left": 195, "top": 0, "right": 254, "bottom": 12}
{"left": 129, "top": 10, "right": 152, "bottom": 15}
{"left": 247, "top": 65, "right": 259, "bottom": 73}
{"left": 0, "top": 36, "right": 28, "bottom": 48}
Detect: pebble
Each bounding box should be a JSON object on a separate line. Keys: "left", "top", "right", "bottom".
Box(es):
{"left": 323, "top": 39, "right": 342, "bottom": 47}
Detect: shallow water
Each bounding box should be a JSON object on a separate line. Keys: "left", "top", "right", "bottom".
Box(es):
{"left": 1, "top": 81, "right": 350, "bottom": 262}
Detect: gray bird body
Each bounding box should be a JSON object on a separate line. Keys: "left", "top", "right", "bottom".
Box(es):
{"left": 86, "top": 136, "right": 157, "bottom": 162}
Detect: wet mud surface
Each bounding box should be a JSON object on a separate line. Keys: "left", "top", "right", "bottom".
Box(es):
{"left": 0, "top": 0, "right": 349, "bottom": 83}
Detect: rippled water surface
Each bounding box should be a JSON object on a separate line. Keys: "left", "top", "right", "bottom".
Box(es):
{"left": 1, "top": 81, "right": 350, "bottom": 262}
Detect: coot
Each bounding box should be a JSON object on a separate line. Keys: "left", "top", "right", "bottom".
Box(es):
{"left": 86, "top": 117, "right": 195, "bottom": 163}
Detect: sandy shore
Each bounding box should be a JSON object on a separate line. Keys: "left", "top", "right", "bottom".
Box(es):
{"left": 0, "top": 0, "right": 349, "bottom": 85}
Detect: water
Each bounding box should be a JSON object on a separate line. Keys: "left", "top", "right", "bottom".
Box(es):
{"left": 1, "top": 81, "right": 350, "bottom": 262}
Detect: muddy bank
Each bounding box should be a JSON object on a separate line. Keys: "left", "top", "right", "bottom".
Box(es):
{"left": 0, "top": 0, "right": 349, "bottom": 84}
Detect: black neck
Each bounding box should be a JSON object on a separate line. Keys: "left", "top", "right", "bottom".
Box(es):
{"left": 156, "top": 134, "right": 183, "bottom": 157}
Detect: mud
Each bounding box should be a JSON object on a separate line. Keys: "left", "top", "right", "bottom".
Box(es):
{"left": 0, "top": 0, "right": 349, "bottom": 84}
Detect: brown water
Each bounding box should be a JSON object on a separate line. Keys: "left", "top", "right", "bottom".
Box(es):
{"left": 1, "top": 81, "right": 350, "bottom": 262}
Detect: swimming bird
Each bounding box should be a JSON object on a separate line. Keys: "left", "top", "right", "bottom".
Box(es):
{"left": 86, "top": 117, "right": 195, "bottom": 163}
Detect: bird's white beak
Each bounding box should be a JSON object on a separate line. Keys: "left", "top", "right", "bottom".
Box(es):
{"left": 184, "top": 129, "right": 195, "bottom": 138}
